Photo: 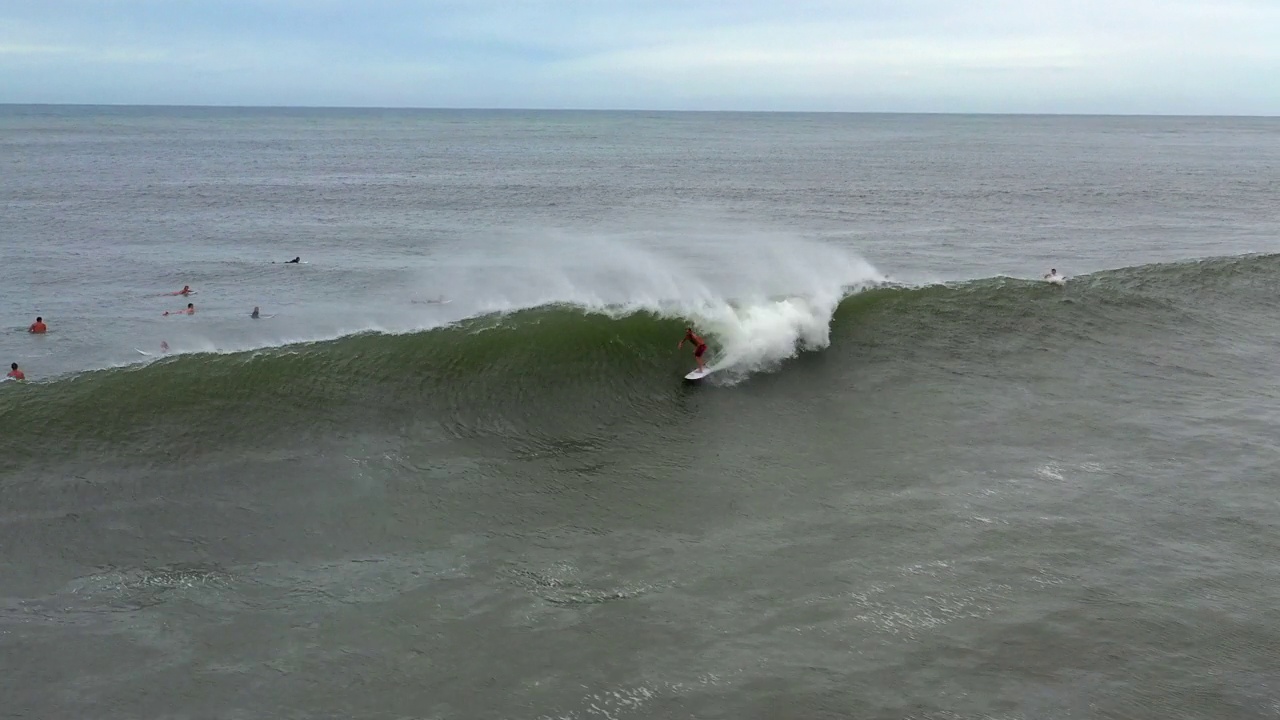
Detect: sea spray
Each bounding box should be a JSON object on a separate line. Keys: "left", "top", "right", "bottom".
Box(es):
{"left": 692, "top": 296, "right": 843, "bottom": 379}
{"left": 123, "top": 225, "right": 884, "bottom": 379}
{"left": 440, "top": 225, "right": 884, "bottom": 378}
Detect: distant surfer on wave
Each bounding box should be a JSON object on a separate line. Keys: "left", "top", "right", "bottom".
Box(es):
{"left": 28, "top": 316, "right": 47, "bottom": 334}
{"left": 679, "top": 327, "right": 709, "bottom": 373}
{"left": 168, "top": 285, "right": 193, "bottom": 296}
{"left": 164, "top": 303, "right": 195, "bottom": 316}
{"left": 1043, "top": 268, "right": 1061, "bottom": 281}
{"left": 7, "top": 363, "right": 24, "bottom": 380}
{"left": 286, "top": 257, "right": 300, "bottom": 264}
{"left": 251, "top": 306, "right": 260, "bottom": 319}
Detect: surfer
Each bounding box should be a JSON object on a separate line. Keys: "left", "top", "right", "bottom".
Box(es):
{"left": 286, "top": 257, "right": 300, "bottom": 264}
{"left": 160, "top": 341, "right": 169, "bottom": 353}
{"left": 679, "top": 327, "right": 709, "bottom": 373}
{"left": 251, "top": 306, "right": 260, "bottom": 319}
{"left": 28, "top": 316, "right": 47, "bottom": 334}
{"left": 164, "top": 303, "right": 195, "bottom": 316}
{"left": 7, "top": 363, "right": 24, "bottom": 380}
{"left": 1043, "top": 268, "right": 1061, "bottom": 281}
{"left": 169, "top": 285, "right": 193, "bottom": 296}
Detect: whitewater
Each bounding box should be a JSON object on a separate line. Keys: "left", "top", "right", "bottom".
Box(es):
{"left": 448, "top": 228, "right": 886, "bottom": 380}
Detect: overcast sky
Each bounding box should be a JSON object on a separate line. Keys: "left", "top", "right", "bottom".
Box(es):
{"left": 1, "top": 0, "right": 1277, "bottom": 114}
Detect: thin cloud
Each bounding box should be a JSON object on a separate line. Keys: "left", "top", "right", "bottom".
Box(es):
{"left": 0, "top": 0, "right": 1276, "bottom": 113}
{"left": 0, "top": 43, "right": 75, "bottom": 56}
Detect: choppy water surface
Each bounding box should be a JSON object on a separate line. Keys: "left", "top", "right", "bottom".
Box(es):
{"left": 2, "top": 107, "right": 1279, "bottom": 719}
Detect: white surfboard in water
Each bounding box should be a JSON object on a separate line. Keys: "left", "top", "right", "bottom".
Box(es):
{"left": 684, "top": 367, "right": 715, "bottom": 381}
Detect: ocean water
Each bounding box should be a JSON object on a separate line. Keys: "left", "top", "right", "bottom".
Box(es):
{"left": 2, "top": 106, "right": 1279, "bottom": 719}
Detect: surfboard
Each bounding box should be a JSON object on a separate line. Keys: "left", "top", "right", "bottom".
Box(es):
{"left": 1045, "top": 275, "right": 1066, "bottom": 285}
{"left": 684, "top": 367, "right": 714, "bottom": 381}
{"left": 251, "top": 314, "right": 276, "bottom": 319}
{"left": 135, "top": 348, "right": 153, "bottom": 356}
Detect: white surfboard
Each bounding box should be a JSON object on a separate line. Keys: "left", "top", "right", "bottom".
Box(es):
{"left": 684, "top": 367, "right": 715, "bottom": 381}
{"left": 135, "top": 348, "right": 153, "bottom": 356}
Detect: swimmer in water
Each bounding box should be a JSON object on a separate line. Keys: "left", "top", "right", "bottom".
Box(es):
{"left": 28, "top": 316, "right": 47, "bottom": 334}
{"left": 164, "top": 303, "right": 195, "bottom": 316}
{"left": 7, "top": 363, "right": 24, "bottom": 380}
{"left": 168, "top": 285, "right": 193, "bottom": 296}
{"left": 251, "top": 306, "right": 260, "bottom": 319}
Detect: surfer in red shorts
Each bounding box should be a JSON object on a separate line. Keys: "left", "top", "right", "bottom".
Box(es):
{"left": 7, "top": 363, "right": 24, "bottom": 380}
{"left": 679, "top": 327, "right": 709, "bottom": 372}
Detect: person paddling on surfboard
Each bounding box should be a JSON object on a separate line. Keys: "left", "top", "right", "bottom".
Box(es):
{"left": 679, "top": 327, "right": 709, "bottom": 373}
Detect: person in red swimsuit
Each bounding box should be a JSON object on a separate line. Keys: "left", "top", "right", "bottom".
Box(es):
{"left": 28, "top": 316, "right": 47, "bottom": 333}
{"left": 679, "top": 327, "right": 709, "bottom": 372}
{"left": 7, "top": 363, "right": 24, "bottom": 380}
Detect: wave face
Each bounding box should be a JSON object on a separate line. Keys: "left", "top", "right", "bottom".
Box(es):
{"left": 3, "top": 252, "right": 1278, "bottom": 472}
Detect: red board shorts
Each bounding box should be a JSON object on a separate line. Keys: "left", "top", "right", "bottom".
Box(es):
{"left": 695, "top": 343, "right": 707, "bottom": 358}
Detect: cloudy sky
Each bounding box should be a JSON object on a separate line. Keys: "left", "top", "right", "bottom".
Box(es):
{"left": 1, "top": 0, "right": 1276, "bottom": 114}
